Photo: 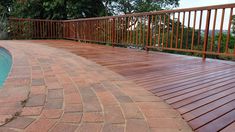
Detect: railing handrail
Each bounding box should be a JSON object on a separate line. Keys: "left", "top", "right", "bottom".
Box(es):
{"left": 8, "top": 17, "right": 62, "bottom": 22}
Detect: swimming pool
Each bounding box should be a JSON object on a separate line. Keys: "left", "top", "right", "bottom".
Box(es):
{"left": 0, "top": 47, "right": 12, "bottom": 87}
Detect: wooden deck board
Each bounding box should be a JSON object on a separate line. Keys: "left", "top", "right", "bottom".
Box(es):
{"left": 32, "top": 40, "right": 235, "bottom": 132}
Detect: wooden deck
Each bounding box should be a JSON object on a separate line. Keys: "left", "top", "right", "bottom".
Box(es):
{"left": 33, "top": 40, "right": 235, "bottom": 132}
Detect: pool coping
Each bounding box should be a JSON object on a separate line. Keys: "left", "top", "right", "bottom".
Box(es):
{"left": 0, "top": 44, "right": 31, "bottom": 126}
{"left": 0, "top": 46, "right": 13, "bottom": 87}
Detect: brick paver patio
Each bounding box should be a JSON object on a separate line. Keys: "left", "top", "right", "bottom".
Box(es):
{"left": 0, "top": 41, "right": 192, "bottom": 132}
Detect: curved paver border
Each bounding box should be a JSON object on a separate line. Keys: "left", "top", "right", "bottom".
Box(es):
{"left": 0, "top": 40, "right": 192, "bottom": 132}
{"left": 0, "top": 44, "right": 30, "bottom": 126}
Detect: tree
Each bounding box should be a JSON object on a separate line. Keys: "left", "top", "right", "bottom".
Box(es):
{"left": 10, "top": 0, "right": 106, "bottom": 20}
{"left": 104, "top": 0, "right": 179, "bottom": 15}
{"left": 0, "top": 0, "right": 13, "bottom": 16}
{"left": 232, "top": 15, "right": 235, "bottom": 34}
{"left": 11, "top": 0, "right": 45, "bottom": 19}
{"left": 66, "top": 0, "right": 106, "bottom": 19}
{"left": 0, "top": 0, "right": 13, "bottom": 33}
{"left": 8, "top": 0, "right": 179, "bottom": 19}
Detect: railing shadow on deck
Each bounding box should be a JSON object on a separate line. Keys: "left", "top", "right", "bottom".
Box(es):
{"left": 8, "top": 3, "right": 235, "bottom": 60}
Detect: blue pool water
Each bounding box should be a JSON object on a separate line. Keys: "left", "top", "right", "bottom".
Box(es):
{"left": 0, "top": 48, "right": 12, "bottom": 87}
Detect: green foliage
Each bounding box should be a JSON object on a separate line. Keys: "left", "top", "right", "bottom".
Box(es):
{"left": 106, "top": 0, "right": 179, "bottom": 14}
{"left": 232, "top": 15, "right": 235, "bottom": 34}
{"left": 0, "top": 0, "right": 12, "bottom": 15}
{"left": 0, "top": 0, "right": 12, "bottom": 32}
{"left": 10, "top": 0, "right": 106, "bottom": 19}
{"left": 11, "top": 0, "right": 45, "bottom": 19}
{"left": 214, "top": 33, "right": 235, "bottom": 53}
{"left": 1, "top": 0, "right": 179, "bottom": 19}
{"left": 134, "top": 0, "right": 179, "bottom": 12}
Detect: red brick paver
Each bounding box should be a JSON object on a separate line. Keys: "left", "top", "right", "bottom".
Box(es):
{"left": 0, "top": 41, "right": 192, "bottom": 132}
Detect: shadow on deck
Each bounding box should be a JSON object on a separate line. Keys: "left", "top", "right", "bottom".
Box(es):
{"left": 34, "top": 40, "right": 235, "bottom": 132}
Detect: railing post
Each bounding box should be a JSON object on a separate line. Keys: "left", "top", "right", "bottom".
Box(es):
{"left": 75, "top": 22, "right": 78, "bottom": 41}
{"left": 61, "top": 21, "right": 63, "bottom": 38}
{"left": 62, "top": 21, "right": 64, "bottom": 39}
{"left": 112, "top": 18, "right": 116, "bottom": 47}
{"left": 17, "top": 19, "right": 20, "bottom": 39}
{"left": 146, "top": 15, "right": 151, "bottom": 51}
{"left": 74, "top": 22, "right": 77, "bottom": 40}
{"left": 202, "top": 10, "right": 211, "bottom": 61}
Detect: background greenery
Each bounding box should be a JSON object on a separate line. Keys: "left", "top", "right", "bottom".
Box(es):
{"left": 0, "top": 0, "right": 179, "bottom": 19}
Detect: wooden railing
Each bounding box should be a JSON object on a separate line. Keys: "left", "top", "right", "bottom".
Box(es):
{"left": 9, "top": 3, "right": 235, "bottom": 59}
{"left": 9, "top": 18, "right": 63, "bottom": 39}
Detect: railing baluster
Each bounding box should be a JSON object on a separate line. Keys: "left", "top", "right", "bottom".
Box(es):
{"left": 116, "top": 18, "right": 119, "bottom": 44}
{"left": 203, "top": 10, "right": 211, "bottom": 60}
{"left": 191, "top": 11, "right": 197, "bottom": 50}
{"left": 166, "top": 14, "right": 170, "bottom": 48}
{"left": 186, "top": 11, "right": 191, "bottom": 49}
{"left": 146, "top": 15, "right": 151, "bottom": 50}
{"left": 158, "top": 15, "right": 162, "bottom": 48}
{"left": 143, "top": 16, "right": 147, "bottom": 47}
{"left": 55, "top": 21, "right": 56, "bottom": 38}
{"left": 154, "top": 15, "right": 157, "bottom": 47}
{"left": 225, "top": 8, "right": 233, "bottom": 53}
{"left": 33, "top": 20, "right": 35, "bottom": 39}
{"left": 140, "top": 17, "right": 143, "bottom": 47}
{"left": 121, "top": 18, "right": 124, "bottom": 44}
{"left": 197, "top": 10, "right": 203, "bottom": 47}
{"left": 127, "top": 17, "right": 130, "bottom": 45}
{"left": 176, "top": 12, "right": 180, "bottom": 48}
{"left": 109, "top": 19, "right": 111, "bottom": 44}
{"left": 162, "top": 15, "right": 166, "bottom": 48}
{"left": 50, "top": 21, "right": 53, "bottom": 38}
{"left": 52, "top": 21, "right": 55, "bottom": 38}
{"left": 100, "top": 20, "right": 102, "bottom": 42}
{"left": 53, "top": 21, "right": 55, "bottom": 38}
{"left": 39, "top": 21, "right": 42, "bottom": 38}
{"left": 32, "top": 20, "right": 36, "bottom": 38}
{"left": 170, "top": 13, "right": 175, "bottom": 48}
{"left": 36, "top": 21, "right": 40, "bottom": 39}
{"left": 218, "top": 8, "right": 225, "bottom": 53}
{"left": 75, "top": 22, "right": 78, "bottom": 40}
{"left": 136, "top": 17, "right": 139, "bottom": 47}
{"left": 180, "top": 12, "right": 185, "bottom": 49}
{"left": 211, "top": 9, "right": 217, "bottom": 52}
{"left": 112, "top": 18, "right": 115, "bottom": 47}
{"left": 79, "top": 21, "right": 81, "bottom": 40}
{"left": 130, "top": 17, "right": 133, "bottom": 44}
{"left": 84, "top": 21, "right": 86, "bottom": 40}
{"left": 58, "top": 21, "right": 59, "bottom": 38}
{"left": 28, "top": 19, "right": 31, "bottom": 39}
{"left": 150, "top": 15, "right": 154, "bottom": 47}
{"left": 97, "top": 20, "right": 100, "bottom": 42}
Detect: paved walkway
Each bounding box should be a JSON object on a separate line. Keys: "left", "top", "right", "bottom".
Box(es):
{"left": 0, "top": 41, "right": 192, "bottom": 132}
